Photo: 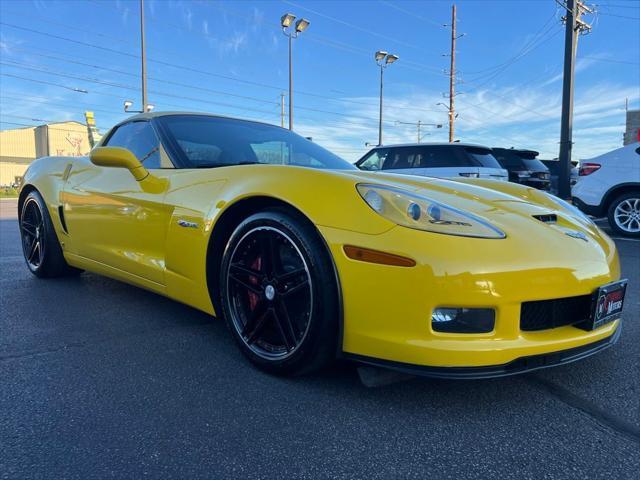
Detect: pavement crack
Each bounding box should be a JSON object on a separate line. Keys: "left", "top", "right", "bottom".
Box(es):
{"left": 528, "top": 375, "right": 640, "bottom": 446}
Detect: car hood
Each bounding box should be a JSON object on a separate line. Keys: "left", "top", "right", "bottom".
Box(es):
{"left": 335, "top": 169, "right": 602, "bottom": 241}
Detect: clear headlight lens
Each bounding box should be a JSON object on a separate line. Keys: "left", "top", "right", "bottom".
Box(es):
{"left": 357, "top": 184, "right": 506, "bottom": 239}
{"left": 544, "top": 192, "right": 595, "bottom": 226}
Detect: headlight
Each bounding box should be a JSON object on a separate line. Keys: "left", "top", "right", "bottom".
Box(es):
{"left": 544, "top": 192, "right": 595, "bottom": 226}
{"left": 357, "top": 184, "right": 506, "bottom": 239}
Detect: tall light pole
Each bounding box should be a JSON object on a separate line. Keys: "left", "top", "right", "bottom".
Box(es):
{"left": 281, "top": 13, "right": 310, "bottom": 131}
{"left": 140, "top": 0, "right": 148, "bottom": 112}
{"left": 375, "top": 51, "right": 399, "bottom": 146}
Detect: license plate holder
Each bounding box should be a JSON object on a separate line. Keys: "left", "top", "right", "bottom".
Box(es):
{"left": 588, "top": 280, "right": 627, "bottom": 330}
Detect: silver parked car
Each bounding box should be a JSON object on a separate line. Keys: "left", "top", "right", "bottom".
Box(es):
{"left": 356, "top": 143, "right": 508, "bottom": 181}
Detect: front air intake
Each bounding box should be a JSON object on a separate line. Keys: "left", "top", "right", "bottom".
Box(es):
{"left": 532, "top": 214, "right": 557, "bottom": 224}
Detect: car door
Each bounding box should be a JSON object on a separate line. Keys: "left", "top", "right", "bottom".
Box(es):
{"left": 61, "top": 120, "right": 174, "bottom": 285}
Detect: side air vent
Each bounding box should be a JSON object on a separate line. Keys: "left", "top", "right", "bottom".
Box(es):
{"left": 58, "top": 205, "right": 69, "bottom": 234}
{"left": 533, "top": 214, "right": 557, "bottom": 224}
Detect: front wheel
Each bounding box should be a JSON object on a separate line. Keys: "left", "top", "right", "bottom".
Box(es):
{"left": 607, "top": 192, "right": 640, "bottom": 238}
{"left": 19, "top": 190, "right": 81, "bottom": 278}
{"left": 219, "top": 210, "right": 339, "bottom": 376}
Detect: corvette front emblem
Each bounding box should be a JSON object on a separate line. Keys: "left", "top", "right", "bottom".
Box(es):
{"left": 565, "top": 230, "right": 588, "bottom": 242}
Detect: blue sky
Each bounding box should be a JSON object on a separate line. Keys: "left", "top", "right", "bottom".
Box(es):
{"left": 1, "top": 0, "right": 639, "bottom": 161}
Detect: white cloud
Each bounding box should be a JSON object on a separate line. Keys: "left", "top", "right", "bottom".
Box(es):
{"left": 292, "top": 79, "right": 639, "bottom": 162}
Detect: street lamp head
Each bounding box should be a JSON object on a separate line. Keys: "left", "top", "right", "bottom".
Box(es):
{"left": 375, "top": 50, "right": 388, "bottom": 62}
{"left": 385, "top": 54, "right": 399, "bottom": 65}
{"left": 281, "top": 13, "right": 296, "bottom": 28}
{"left": 295, "top": 18, "right": 310, "bottom": 33}
{"left": 123, "top": 100, "right": 133, "bottom": 112}
{"left": 145, "top": 104, "right": 155, "bottom": 112}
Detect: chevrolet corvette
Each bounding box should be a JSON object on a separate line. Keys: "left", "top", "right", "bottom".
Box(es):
{"left": 18, "top": 112, "right": 627, "bottom": 377}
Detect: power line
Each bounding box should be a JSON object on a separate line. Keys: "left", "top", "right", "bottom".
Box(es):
{"left": 0, "top": 21, "right": 446, "bottom": 115}
{"left": 377, "top": 0, "right": 445, "bottom": 28}
{"left": 580, "top": 55, "right": 640, "bottom": 65}
{"left": 597, "top": 11, "right": 640, "bottom": 19}
{"left": 281, "top": 0, "right": 421, "bottom": 50}
{"left": 462, "top": 8, "right": 560, "bottom": 77}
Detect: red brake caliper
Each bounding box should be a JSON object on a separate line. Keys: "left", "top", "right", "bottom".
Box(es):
{"left": 247, "top": 256, "right": 262, "bottom": 311}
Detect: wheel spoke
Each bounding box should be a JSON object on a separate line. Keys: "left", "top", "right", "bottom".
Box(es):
{"left": 272, "top": 308, "right": 294, "bottom": 351}
{"left": 21, "top": 222, "right": 37, "bottom": 237}
{"left": 258, "top": 231, "right": 280, "bottom": 275}
{"left": 230, "top": 262, "right": 262, "bottom": 278}
{"left": 277, "top": 298, "right": 299, "bottom": 345}
{"left": 229, "top": 273, "right": 262, "bottom": 295}
{"left": 282, "top": 277, "right": 309, "bottom": 297}
{"left": 277, "top": 267, "right": 306, "bottom": 283}
{"left": 244, "top": 306, "right": 270, "bottom": 344}
{"left": 27, "top": 240, "right": 39, "bottom": 264}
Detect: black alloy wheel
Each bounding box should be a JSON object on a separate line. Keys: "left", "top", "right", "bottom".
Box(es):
{"left": 219, "top": 210, "right": 338, "bottom": 375}
{"left": 19, "top": 190, "right": 81, "bottom": 278}
{"left": 20, "top": 197, "right": 45, "bottom": 270}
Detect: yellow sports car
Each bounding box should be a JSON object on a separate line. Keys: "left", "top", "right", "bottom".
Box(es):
{"left": 19, "top": 112, "right": 627, "bottom": 377}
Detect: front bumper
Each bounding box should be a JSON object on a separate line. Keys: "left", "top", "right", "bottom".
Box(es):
{"left": 319, "top": 220, "right": 621, "bottom": 372}
{"left": 572, "top": 196, "right": 604, "bottom": 218}
{"left": 346, "top": 324, "right": 621, "bottom": 379}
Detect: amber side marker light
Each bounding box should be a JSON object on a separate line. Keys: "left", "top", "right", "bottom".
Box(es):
{"left": 343, "top": 245, "right": 416, "bottom": 267}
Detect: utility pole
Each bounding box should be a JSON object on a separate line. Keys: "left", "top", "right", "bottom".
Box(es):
{"left": 395, "top": 120, "right": 442, "bottom": 143}
{"left": 448, "top": 4, "right": 456, "bottom": 143}
{"left": 557, "top": 0, "right": 593, "bottom": 199}
{"left": 280, "top": 93, "right": 286, "bottom": 128}
{"left": 140, "top": 0, "right": 148, "bottom": 112}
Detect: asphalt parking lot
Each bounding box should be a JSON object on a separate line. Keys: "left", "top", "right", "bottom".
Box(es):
{"left": 1, "top": 197, "right": 638, "bottom": 479}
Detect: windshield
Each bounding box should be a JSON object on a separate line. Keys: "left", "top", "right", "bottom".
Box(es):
{"left": 157, "top": 114, "right": 355, "bottom": 170}
{"left": 521, "top": 158, "right": 548, "bottom": 171}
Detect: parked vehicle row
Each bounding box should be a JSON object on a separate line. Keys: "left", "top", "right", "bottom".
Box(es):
{"left": 355, "top": 143, "right": 554, "bottom": 190}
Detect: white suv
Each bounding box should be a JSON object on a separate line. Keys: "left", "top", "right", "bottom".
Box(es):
{"left": 572, "top": 142, "right": 640, "bottom": 237}
{"left": 356, "top": 143, "right": 508, "bottom": 182}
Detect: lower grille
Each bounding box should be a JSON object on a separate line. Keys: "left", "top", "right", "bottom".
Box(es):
{"left": 520, "top": 295, "right": 592, "bottom": 331}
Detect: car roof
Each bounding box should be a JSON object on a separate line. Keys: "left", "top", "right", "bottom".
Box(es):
{"left": 492, "top": 147, "right": 540, "bottom": 156}
{"left": 112, "top": 111, "right": 280, "bottom": 130}
{"left": 369, "top": 142, "right": 491, "bottom": 149}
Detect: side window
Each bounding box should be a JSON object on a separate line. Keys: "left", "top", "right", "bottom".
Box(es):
{"left": 414, "top": 146, "right": 469, "bottom": 168}
{"left": 381, "top": 148, "right": 421, "bottom": 170}
{"left": 105, "top": 121, "right": 165, "bottom": 169}
{"left": 250, "top": 141, "right": 289, "bottom": 165}
{"left": 358, "top": 149, "right": 389, "bottom": 171}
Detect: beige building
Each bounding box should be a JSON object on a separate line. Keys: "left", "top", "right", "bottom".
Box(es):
{"left": 0, "top": 121, "right": 92, "bottom": 186}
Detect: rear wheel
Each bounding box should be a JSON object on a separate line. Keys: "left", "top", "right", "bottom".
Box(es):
{"left": 607, "top": 192, "right": 640, "bottom": 238}
{"left": 19, "top": 190, "right": 80, "bottom": 278}
{"left": 219, "top": 210, "right": 338, "bottom": 375}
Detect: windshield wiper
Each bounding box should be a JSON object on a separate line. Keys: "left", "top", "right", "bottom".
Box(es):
{"left": 195, "top": 161, "right": 262, "bottom": 168}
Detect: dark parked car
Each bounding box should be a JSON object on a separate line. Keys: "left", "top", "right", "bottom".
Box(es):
{"left": 541, "top": 159, "right": 579, "bottom": 195}
{"left": 492, "top": 148, "right": 550, "bottom": 190}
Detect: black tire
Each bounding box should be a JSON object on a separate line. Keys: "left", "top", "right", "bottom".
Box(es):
{"left": 219, "top": 209, "right": 339, "bottom": 376}
{"left": 19, "top": 190, "right": 81, "bottom": 278}
{"left": 607, "top": 191, "right": 640, "bottom": 238}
